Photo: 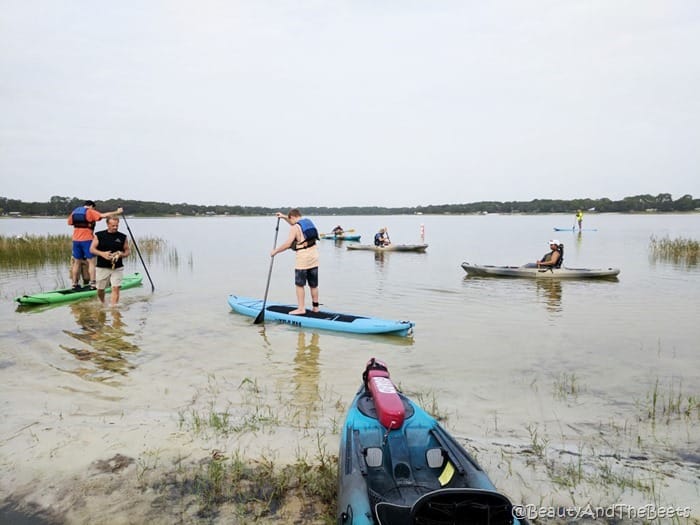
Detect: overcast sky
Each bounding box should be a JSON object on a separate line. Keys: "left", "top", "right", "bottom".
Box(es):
{"left": 1, "top": 1, "right": 699, "bottom": 208}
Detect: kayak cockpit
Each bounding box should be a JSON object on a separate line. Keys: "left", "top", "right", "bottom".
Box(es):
{"left": 375, "top": 488, "right": 515, "bottom": 525}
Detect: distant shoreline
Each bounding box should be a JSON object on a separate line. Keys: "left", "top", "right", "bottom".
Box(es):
{"left": 2, "top": 210, "right": 699, "bottom": 219}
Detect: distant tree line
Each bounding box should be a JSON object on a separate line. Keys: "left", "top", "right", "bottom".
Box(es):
{"left": 0, "top": 193, "right": 698, "bottom": 217}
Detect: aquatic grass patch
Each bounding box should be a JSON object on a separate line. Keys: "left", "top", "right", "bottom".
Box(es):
{"left": 178, "top": 375, "right": 346, "bottom": 438}
{"left": 649, "top": 235, "right": 699, "bottom": 267}
{"left": 0, "top": 233, "right": 175, "bottom": 268}
{"left": 170, "top": 375, "right": 343, "bottom": 521}
{"left": 639, "top": 378, "right": 699, "bottom": 425}
{"left": 137, "top": 236, "right": 181, "bottom": 267}
{"left": 552, "top": 372, "right": 581, "bottom": 401}
{"left": 0, "top": 234, "right": 70, "bottom": 268}
{"left": 404, "top": 387, "right": 450, "bottom": 423}
{"left": 142, "top": 442, "right": 337, "bottom": 523}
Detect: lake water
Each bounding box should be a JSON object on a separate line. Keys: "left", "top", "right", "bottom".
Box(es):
{"left": 1, "top": 213, "right": 699, "bottom": 522}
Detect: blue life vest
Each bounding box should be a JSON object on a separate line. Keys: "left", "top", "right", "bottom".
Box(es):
{"left": 293, "top": 218, "right": 318, "bottom": 250}
{"left": 71, "top": 206, "right": 95, "bottom": 230}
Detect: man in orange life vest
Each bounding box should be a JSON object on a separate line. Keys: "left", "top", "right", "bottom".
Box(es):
{"left": 67, "top": 200, "right": 123, "bottom": 290}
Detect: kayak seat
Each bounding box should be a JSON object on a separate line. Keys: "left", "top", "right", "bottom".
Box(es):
{"left": 426, "top": 448, "right": 445, "bottom": 469}
{"left": 556, "top": 243, "right": 564, "bottom": 268}
{"left": 365, "top": 447, "right": 383, "bottom": 468}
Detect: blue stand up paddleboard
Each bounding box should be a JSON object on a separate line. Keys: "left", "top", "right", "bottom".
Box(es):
{"left": 553, "top": 227, "right": 598, "bottom": 232}
{"left": 228, "top": 295, "right": 414, "bottom": 336}
{"left": 338, "top": 358, "right": 528, "bottom": 524}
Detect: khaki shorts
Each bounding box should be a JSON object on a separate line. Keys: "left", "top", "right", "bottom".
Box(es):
{"left": 95, "top": 267, "right": 125, "bottom": 290}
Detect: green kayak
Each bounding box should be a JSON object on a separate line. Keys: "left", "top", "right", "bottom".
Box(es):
{"left": 15, "top": 273, "right": 144, "bottom": 306}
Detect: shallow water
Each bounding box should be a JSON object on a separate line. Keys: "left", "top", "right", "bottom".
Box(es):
{"left": 1, "top": 213, "right": 699, "bottom": 522}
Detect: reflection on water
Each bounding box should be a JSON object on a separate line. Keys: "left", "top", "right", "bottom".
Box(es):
{"left": 374, "top": 251, "right": 386, "bottom": 269}
{"left": 535, "top": 280, "right": 562, "bottom": 313}
{"left": 59, "top": 303, "right": 140, "bottom": 385}
{"left": 292, "top": 331, "right": 321, "bottom": 424}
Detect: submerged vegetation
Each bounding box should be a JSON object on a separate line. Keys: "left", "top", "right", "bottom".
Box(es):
{"left": 649, "top": 235, "right": 699, "bottom": 267}
{"left": 0, "top": 234, "right": 176, "bottom": 269}
{"left": 639, "top": 378, "right": 700, "bottom": 424}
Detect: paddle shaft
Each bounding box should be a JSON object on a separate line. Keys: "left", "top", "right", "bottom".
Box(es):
{"left": 121, "top": 213, "right": 155, "bottom": 292}
{"left": 254, "top": 217, "right": 281, "bottom": 324}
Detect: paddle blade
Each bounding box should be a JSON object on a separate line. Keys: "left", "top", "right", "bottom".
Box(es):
{"left": 253, "top": 305, "right": 265, "bottom": 324}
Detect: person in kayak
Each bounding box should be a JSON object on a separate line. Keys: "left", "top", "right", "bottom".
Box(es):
{"left": 536, "top": 240, "right": 563, "bottom": 268}
{"left": 68, "top": 200, "right": 123, "bottom": 290}
{"left": 374, "top": 227, "right": 390, "bottom": 247}
{"left": 271, "top": 208, "right": 320, "bottom": 315}
{"left": 90, "top": 217, "right": 130, "bottom": 305}
{"left": 332, "top": 225, "right": 344, "bottom": 235}
{"left": 576, "top": 209, "right": 584, "bottom": 231}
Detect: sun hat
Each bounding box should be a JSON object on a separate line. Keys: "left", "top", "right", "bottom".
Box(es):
{"left": 549, "top": 239, "right": 560, "bottom": 245}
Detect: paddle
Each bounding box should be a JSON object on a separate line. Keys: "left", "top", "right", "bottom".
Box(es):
{"left": 121, "top": 213, "right": 155, "bottom": 292}
{"left": 254, "top": 217, "right": 281, "bottom": 325}
{"left": 321, "top": 228, "right": 355, "bottom": 236}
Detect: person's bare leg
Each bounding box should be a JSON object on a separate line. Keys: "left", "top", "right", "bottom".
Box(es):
{"left": 310, "top": 287, "right": 319, "bottom": 312}
{"left": 289, "top": 285, "right": 306, "bottom": 315}
{"left": 97, "top": 289, "right": 106, "bottom": 303}
{"left": 110, "top": 287, "right": 121, "bottom": 306}
{"left": 71, "top": 258, "right": 80, "bottom": 287}
{"left": 88, "top": 258, "right": 97, "bottom": 284}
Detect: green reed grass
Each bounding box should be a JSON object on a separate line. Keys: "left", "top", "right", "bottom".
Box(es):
{"left": 142, "top": 442, "right": 337, "bottom": 523}
{"left": 642, "top": 378, "right": 699, "bottom": 424}
{"left": 552, "top": 372, "right": 581, "bottom": 401}
{"left": 649, "top": 235, "right": 699, "bottom": 267}
{"left": 0, "top": 234, "right": 70, "bottom": 268}
{"left": 0, "top": 233, "right": 174, "bottom": 268}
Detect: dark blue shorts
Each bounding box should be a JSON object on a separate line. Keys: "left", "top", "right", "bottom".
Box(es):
{"left": 295, "top": 267, "right": 318, "bottom": 288}
{"left": 72, "top": 240, "right": 94, "bottom": 259}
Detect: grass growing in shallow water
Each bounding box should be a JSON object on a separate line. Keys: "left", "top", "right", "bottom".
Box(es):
{"left": 649, "top": 235, "right": 699, "bottom": 267}
{"left": 0, "top": 234, "right": 69, "bottom": 268}
{"left": 141, "top": 439, "right": 337, "bottom": 523}
{"left": 640, "top": 378, "right": 700, "bottom": 424}
{"left": 0, "top": 233, "right": 176, "bottom": 268}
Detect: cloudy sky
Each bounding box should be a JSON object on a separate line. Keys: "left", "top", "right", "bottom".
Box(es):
{"left": 1, "top": 1, "right": 699, "bottom": 207}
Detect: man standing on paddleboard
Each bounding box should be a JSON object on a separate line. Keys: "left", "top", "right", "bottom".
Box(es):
{"left": 271, "top": 208, "right": 320, "bottom": 315}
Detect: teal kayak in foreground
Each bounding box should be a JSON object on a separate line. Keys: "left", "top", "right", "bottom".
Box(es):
{"left": 15, "top": 273, "right": 144, "bottom": 306}
{"left": 338, "top": 358, "right": 528, "bottom": 525}
{"left": 227, "top": 295, "right": 414, "bottom": 336}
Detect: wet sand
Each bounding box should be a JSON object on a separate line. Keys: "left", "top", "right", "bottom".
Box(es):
{"left": 1, "top": 360, "right": 698, "bottom": 524}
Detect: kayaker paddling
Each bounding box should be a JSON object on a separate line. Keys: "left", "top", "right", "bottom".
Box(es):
{"left": 374, "top": 227, "right": 391, "bottom": 247}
